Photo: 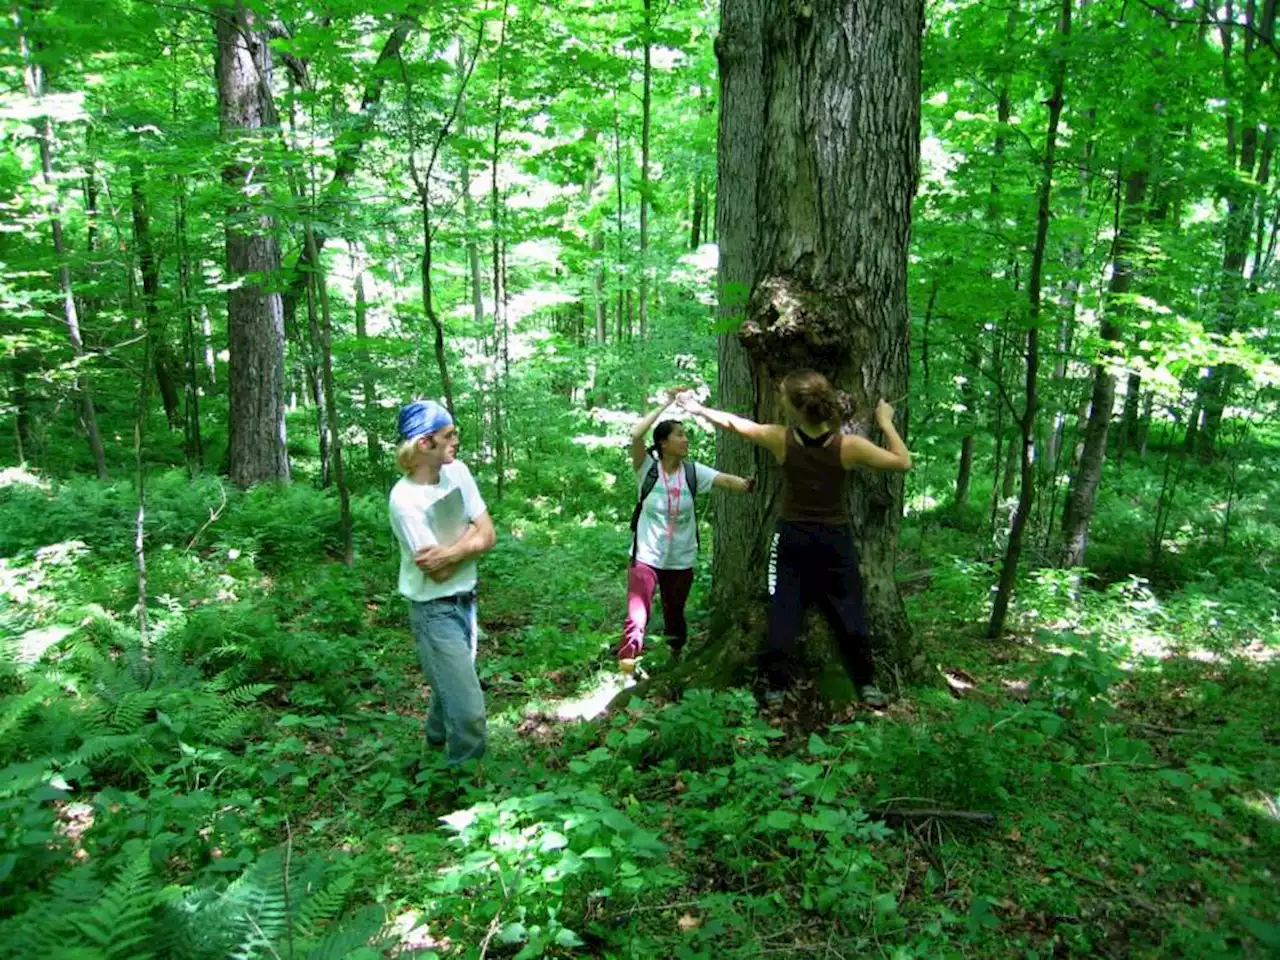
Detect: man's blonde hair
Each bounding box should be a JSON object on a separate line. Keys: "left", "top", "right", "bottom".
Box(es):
{"left": 396, "top": 437, "right": 423, "bottom": 473}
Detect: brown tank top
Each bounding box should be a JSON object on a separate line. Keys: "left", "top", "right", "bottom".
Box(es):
{"left": 779, "top": 429, "right": 849, "bottom": 524}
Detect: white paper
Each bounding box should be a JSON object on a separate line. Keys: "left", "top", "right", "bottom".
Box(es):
{"left": 425, "top": 486, "right": 468, "bottom": 548}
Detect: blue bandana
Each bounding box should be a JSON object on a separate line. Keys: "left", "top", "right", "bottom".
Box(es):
{"left": 398, "top": 400, "right": 453, "bottom": 441}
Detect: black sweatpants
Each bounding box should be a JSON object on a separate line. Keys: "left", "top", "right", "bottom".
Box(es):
{"left": 764, "top": 520, "right": 874, "bottom": 688}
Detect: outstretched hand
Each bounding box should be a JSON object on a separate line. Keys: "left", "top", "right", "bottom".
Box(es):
{"left": 875, "top": 399, "right": 896, "bottom": 426}
{"left": 659, "top": 385, "right": 693, "bottom": 407}
{"left": 675, "top": 389, "right": 702, "bottom": 412}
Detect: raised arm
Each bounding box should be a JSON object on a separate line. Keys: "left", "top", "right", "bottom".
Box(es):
{"left": 712, "top": 473, "right": 757, "bottom": 494}
{"left": 682, "top": 397, "right": 787, "bottom": 462}
{"left": 630, "top": 391, "right": 677, "bottom": 471}
{"left": 840, "top": 400, "right": 912, "bottom": 472}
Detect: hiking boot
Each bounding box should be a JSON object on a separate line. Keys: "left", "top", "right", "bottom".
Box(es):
{"left": 857, "top": 684, "right": 889, "bottom": 708}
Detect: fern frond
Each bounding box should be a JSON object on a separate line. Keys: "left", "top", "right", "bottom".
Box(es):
{"left": 293, "top": 873, "right": 353, "bottom": 940}
{"left": 0, "top": 757, "right": 53, "bottom": 797}
{"left": 301, "top": 905, "right": 390, "bottom": 960}
{"left": 226, "top": 683, "right": 274, "bottom": 705}
{"left": 0, "top": 680, "right": 54, "bottom": 744}
{"left": 224, "top": 851, "right": 290, "bottom": 960}
{"left": 109, "top": 690, "right": 162, "bottom": 734}
{"left": 69, "top": 733, "right": 146, "bottom": 766}
{"left": 207, "top": 706, "right": 258, "bottom": 745}
{"left": 66, "top": 853, "right": 155, "bottom": 960}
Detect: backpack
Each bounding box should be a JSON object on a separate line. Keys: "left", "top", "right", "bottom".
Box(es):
{"left": 630, "top": 456, "right": 699, "bottom": 562}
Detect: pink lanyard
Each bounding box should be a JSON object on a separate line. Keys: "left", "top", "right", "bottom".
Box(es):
{"left": 662, "top": 467, "right": 683, "bottom": 539}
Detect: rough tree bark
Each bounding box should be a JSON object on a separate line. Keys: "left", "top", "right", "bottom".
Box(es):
{"left": 215, "top": 3, "right": 290, "bottom": 485}
{"left": 684, "top": 0, "right": 924, "bottom": 695}
{"left": 988, "top": 0, "right": 1071, "bottom": 639}
{"left": 1060, "top": 163, "right": 1149, "bottom": 567}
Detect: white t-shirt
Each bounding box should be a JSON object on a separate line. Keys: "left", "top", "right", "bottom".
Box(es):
{"left": 632, "top": 455, "right": 719, "bottom": 570}
{"left": 389, "top": 461, "right": 488, "bottom": 602}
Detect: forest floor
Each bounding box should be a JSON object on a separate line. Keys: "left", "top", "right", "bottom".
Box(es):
{"left": 1, "top": 466, "right": 1278, "bottom": 958}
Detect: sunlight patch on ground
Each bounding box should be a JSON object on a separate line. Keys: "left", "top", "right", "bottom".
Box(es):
{"left": 0, "top": 466, "right": 48, "bottom": 489}
{"left": 554, "top": 672, "right": 630, "bottom": 721}
{"left": 11, "top": 624, "right": 76, "bottom": 665}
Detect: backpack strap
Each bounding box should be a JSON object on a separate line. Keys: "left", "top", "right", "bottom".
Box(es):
{"left": 630, "top": 457, "right": 661, "bottom": 562}
{"left": 684, "top": 460, "right": 700, "bottom": 552}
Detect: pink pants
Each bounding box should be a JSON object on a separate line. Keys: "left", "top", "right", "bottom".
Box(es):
{"left": 618, "top": 561, "right": 695, "bottom": 660}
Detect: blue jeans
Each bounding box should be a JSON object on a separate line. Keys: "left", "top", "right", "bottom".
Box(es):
{"left": 408, "top": 595, "right": 486, "bottom": 766}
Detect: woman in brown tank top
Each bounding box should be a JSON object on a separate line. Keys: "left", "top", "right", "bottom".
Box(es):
{"left": 681, "top": 371, "right": 911, "bottom": 706}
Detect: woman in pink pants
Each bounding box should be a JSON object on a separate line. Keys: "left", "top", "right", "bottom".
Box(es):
{"left": 620, "top": 390, "right": 755, "bottom": 676}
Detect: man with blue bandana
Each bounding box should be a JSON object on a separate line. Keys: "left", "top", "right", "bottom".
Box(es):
{"left": 388, "top": 399, "right": 497, "bottom": 767}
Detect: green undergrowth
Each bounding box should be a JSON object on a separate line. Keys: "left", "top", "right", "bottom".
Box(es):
{"left": 1, "top": 471, "right": 1277, "bottom": 958}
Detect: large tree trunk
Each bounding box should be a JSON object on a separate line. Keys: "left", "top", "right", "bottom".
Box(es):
{"left": 215, "top": 3, "right": 290, "bottom": 486}
{"left": 19, "top": 21, "right": 109, "bottom": 480}
{"left": 1060, "top": 165, "right": 1149, "bottom": 566}
{"left": 988, "top": 0, "right": 1070, "bottom": 639}
{"left": 702, "top": 0, "right": 923, "bottom": 691}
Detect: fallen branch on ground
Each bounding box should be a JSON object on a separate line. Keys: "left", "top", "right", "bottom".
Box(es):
{"left": 865, "top": 807, "right": 996, "bottom": 825}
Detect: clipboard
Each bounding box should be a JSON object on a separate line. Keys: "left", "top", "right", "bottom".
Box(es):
{"left": 425, "top": 486, "right": 468, "bottom": 548}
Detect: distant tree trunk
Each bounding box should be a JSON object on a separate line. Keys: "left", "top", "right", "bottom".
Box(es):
{"left": 960, "top": 1, "right": 1016, "bottom": 511}
{"left": 133, "top": 325, "right": 151, "bottom": 645}
{"left": 697, "top": 0, "right": 923, "bottom": 691}
{"left": 421, "top": 199, "right": 455, "bottom": 415}
{"left": 302, "top": 277, "right": 331, "bottom": 487}
{"left": 1000, "top": 437, "right": 1018, "bottom": 499}
{"left": 988, "top": 0, "right": 1070, "bottom": 639}
{"left": 130, "top": 161, "right": 183, "bottom": 430}
{"left": 491, "top": 3, "right": 510, "bottom": 500}
{"left": 638, "top": 0, "right": 653, "bottom": 339}
{"left": 457, "top": 44, "right": 485, "bottom": 337}
{"left": 304, "top": 230, "right": 354, "bottom": 565}
{"left": 593, "top": 229, "right": 608, "bottom": 342}
{"left": 691, "top": 180, "right": 706, "bottom": 249}
{"left": 1119, "top": 371, "right": 1142, "bottom": 454}
{"left": 282, "top": 17, "right": 418, "bottom": 346}
{"left": 9, "top": 360, "right": 31, "bottom": 463}
{"left": 175, "top": 180, "right": 203, "bottom": 468}
{"left": 613, "top": 83, "right": 627, "bottom": 341}
{"left": 1196, "top": 1, "right": 1275, "bottom": 461}
{"left": 351, "top": 251, "right": 379, "bottom": 470}
{"left": 214, "top": 3, "right": 290, "bottom": 486}
{"left": 1060, "top": 164, "right": 1149, "bottom": 566}
{"left": 200, "top": 302, "right": 217, "bottom": 385}
{"left": 19, "top": 20, "right": 109, "bottom": 480}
